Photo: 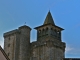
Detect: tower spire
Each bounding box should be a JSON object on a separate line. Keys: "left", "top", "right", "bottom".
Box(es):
{"left": 43, "top": 11, "right": 55, "bottom": 25}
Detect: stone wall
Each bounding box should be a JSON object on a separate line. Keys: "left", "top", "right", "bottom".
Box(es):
{"left": 4, "top": 25, "right": 31, "bottom": 60}
{"left": 18, "top": 25, "right": 31, "bottom": 60}
{"left": 31, "top": 40, "right": 65, "bottom": 60}
{"left": 4, "top": 30, "right": 19, "bottom": 60}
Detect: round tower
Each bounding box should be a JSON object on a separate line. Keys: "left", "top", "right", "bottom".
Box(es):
{"left": 18, "top": 25, "right": 31, "bottom": 60}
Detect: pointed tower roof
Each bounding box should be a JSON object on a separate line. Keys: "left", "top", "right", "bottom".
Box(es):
{"left": 34, "top": 11, "right": 64, "bottom": 30}
{"left": 43, "top": 11, "right": 55, "bottom": 25}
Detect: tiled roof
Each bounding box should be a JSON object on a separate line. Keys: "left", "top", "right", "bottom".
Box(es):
{"left": 0, "top": 46, "right": 10, "bottom": 60}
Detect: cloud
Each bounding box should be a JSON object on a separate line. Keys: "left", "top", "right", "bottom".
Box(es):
{"left": 65, "top": 45, "right": 80, "bottom": 55}
{"left": 65, "top": 46, "right": 74, "bottom": 53}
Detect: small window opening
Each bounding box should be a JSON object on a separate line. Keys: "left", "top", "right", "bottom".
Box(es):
{"left": 8, "top": 37, "right": 10, "bottom": 40}
{"left": 51, "top": 28, "right": 53, "bottom": 30}
{"left": 57, "top": 31, "right": 59, "bottom": 34}
{"left": 8, "top": 44, "right": 10, "bottom": 47}
{"left": 39, "top": 30, "right": 41, "bottom": 33}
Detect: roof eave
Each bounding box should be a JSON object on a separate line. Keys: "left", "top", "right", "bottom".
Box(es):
{"left": 34, "top": 24, "right": 64, "bottom": 31}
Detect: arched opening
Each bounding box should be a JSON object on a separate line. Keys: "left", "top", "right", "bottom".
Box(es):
{"left": 57, "top": 31, "right": 61, "bottom": 39}
{"left": 42, "top": 29, "right": 45, "bottom": 36}
{"left": 51, "top": 28, "right": 53, "bottom": 35}
{"left": 39, "top": 30, "right": 41, "bottom": 33}
{"left": 45, "top": 27, "right": 48, "bottom": 35}
{"left": 38, "top": 30, "right": 41, "bottom": 37}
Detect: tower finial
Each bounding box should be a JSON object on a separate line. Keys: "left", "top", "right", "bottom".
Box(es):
{"left": 49, "top": 10, "right": 50, "bottom": 12}
{"left": 24, "top": 22, "right": 26, "bottom": 25}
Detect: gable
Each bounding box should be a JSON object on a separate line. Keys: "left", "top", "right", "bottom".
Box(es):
{"left": 0, "top": 51, "right": 7, "bottom": 60}
{"left": 0, "top": 46, "right": 10, "bottom": 60}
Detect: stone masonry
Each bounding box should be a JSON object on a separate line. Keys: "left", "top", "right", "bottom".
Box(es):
{"left": 3, "top": 11, "right": 66, "bottom": 60}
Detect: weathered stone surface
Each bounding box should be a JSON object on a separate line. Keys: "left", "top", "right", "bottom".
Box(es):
{"left": 4, "top": 12, "right": 66, "bottom": 60}
{"left": 4, "top": 25, "right": 31, "bottom": 60}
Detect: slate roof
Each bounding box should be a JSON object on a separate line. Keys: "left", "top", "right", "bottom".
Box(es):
{"left": 43, "top": 11, "right": 55, "bottom": 25}
{"left": 34, "top": 11, "right": 64, "bottom": 30}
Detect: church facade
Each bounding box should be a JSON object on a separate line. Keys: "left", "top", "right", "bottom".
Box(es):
{"left": 3, "top": 11, "right": 80, "bottom": 60}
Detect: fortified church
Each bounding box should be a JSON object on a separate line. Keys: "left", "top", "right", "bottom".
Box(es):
{"left": 0, "top": 11, "right": 79, "bottom": 60}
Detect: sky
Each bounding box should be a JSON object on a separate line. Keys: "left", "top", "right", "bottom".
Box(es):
{"left": 0, "top": 0, "right": 80, "bottom": 58}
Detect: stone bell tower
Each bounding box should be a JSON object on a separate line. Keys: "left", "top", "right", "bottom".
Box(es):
{"left": 34, "top": 11, "right": 66, "bottom": 60}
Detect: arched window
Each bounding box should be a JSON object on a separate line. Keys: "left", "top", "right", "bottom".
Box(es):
{"left": 38, "top": 30, "right": 41, "bottom": 33}
{"left": 46, "top": 27, "right": 48, "bottom": 35}
{"left": 57, "top": 31, "right": 61, "bottom": 35}
{"left": 38, "top": 30, "right": 41, "bottom": 37}
{"left": 8, "top": 37, "right": 10, "bottom": 40}
{"left": 57, "top": 31, "right": 61, "bottom": 39}
{"left": 51, "top": 28, "right": 53, "bottom": 35}
{"left": 57, "top": 31, "right": 59, "bottom": 34}
{"left": 54, "top": 29, "right": 57, "bottom": 37}
{"left": 42, "top": 29, "right": 45, "bottom": 36}
{"left": 51, "top": 28, "right": 53, "bottom": 30}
